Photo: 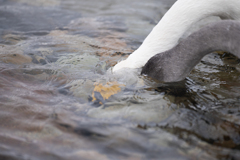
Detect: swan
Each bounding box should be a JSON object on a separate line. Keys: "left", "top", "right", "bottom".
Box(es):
{"left": 112, "top": 0, "right": 240, "bottom": 72}
{"left": 141, "top": 20, "right": 240, "bottom": 82}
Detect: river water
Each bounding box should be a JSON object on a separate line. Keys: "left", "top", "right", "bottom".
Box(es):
{"left": 1, "top": 0, "right": 240, "bottom": 160}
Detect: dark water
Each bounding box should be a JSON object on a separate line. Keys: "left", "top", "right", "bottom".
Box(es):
{"left": 1, "top": 0, "right": 240, "bottom": 160}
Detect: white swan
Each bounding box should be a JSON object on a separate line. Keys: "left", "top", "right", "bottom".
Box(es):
{"left": 112, "top": 0, "right": 240, "bottom": 72}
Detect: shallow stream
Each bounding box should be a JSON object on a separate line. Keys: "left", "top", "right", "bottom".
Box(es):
{"left": 1, "top": 0, "right": 240, "bottom": 160}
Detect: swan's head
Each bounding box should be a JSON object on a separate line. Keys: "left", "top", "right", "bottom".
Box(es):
{"left": 113, "top": 51, "right": 149, "bottom": 72}
{"left": 112, "top": 59, "right": 130, "bottom": 72}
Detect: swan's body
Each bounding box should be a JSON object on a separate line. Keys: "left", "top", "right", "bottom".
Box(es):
{"left": 142, "top": 20, "right": 240, "bottom": 82}
{"left": 113, "top": 0, "right": 240, "bottom": 72}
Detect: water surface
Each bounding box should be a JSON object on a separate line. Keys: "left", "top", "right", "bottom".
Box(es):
{"left": 1, "top": 0, "right": 240, "bottom": 160}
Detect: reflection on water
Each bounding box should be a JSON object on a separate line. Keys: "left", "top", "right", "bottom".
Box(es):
{"left": 0, "top": 0, "right": 240, "bottom": 160}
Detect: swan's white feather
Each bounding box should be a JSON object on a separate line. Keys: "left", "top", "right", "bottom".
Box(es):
{"left": 113, "top": 0, "right": 240, "bottom": 72}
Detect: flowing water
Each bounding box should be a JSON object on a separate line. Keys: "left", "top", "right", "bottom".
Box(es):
{"left": 1, "top": 0, "right": 240, "bottom": 160}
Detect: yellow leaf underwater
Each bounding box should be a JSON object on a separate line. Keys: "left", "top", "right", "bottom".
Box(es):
{"left": 92, "top": 82, "right": 125, "bottom": 104}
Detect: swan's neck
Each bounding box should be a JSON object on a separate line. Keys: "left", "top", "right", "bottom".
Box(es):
{"left": 141, "top": 20, "right": 240, "bottom": 82}
{"left": 113, "top": 0, "right": 240, "bottom": 72}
